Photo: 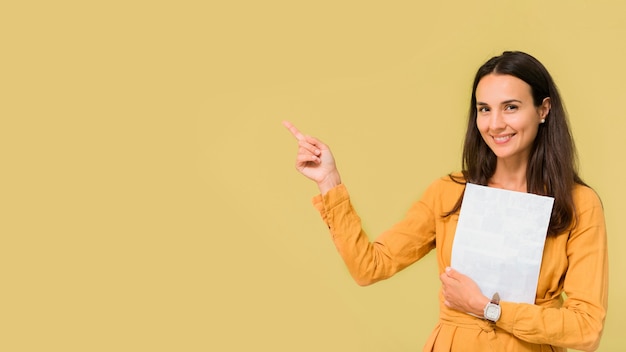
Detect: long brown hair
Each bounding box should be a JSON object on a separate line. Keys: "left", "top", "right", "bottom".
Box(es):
{"left": 448, "top": 51, "right": 586, "bottom": 236}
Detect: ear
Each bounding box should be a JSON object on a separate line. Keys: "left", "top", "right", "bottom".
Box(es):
{"left": 539, "top": 97, "right": 551, "bottom": 121}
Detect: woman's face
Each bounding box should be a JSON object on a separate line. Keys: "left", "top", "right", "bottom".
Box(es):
{"left": 475, "top": 73, "right": 550, "bottom": 165}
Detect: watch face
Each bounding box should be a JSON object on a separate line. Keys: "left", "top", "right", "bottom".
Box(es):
{"left": 485, "top": 304, "right": 500, "bottom": 320}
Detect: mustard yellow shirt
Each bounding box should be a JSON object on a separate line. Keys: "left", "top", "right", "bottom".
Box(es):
{"left": 312, "top": 175, "right": 608, "bottom": 351}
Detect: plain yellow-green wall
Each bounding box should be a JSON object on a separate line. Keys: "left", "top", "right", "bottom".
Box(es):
{"left": 2, "top": 1, "right": 624, "bottom": 351}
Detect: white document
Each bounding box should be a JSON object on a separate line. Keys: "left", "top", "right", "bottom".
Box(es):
{"left": 450, "top": 183, "right": 554, "bottom": 304}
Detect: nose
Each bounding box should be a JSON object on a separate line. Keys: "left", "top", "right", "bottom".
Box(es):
{"left": 488, "top": 110, "right": 506, "bottom": 131}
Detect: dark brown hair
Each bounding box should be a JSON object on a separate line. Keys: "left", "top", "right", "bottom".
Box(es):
{"left": 448, "top": 51, "right": 586, "bottom": 235}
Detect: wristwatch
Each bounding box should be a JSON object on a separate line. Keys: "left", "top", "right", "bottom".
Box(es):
{"left": 483, "top": 292, "right": 501, "bottom": 322}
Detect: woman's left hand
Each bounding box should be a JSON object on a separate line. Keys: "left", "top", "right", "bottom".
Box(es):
{"left": 440, "top": 267, "right": 490, "bottom": 316}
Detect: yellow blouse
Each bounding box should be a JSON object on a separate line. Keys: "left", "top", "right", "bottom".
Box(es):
{"left": 312, "top": 175, "right": 608, "bottom": 352}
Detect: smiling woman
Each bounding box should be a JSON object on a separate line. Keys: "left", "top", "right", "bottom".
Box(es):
{"left": 284, "top": 51, "right": 608, "bottom": 351}
{"left": 475, "top": 74, "right": 550, "bottom": 174}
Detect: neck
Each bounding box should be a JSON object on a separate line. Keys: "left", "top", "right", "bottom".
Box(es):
{"left": 489, "top": 159, "right": 528, "bottom": 193}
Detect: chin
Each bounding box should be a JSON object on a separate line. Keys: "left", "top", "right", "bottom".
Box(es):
{"left": 490, "top": 150, "right": 514, "bottom": 160}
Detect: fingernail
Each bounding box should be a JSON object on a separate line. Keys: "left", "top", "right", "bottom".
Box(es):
{"left": 445, "top": 267, "right": 451, "bottom": 273}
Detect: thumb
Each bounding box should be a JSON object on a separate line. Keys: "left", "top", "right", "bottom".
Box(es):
{"left": 445, "top": 266, "right": 459, "bottom": 278}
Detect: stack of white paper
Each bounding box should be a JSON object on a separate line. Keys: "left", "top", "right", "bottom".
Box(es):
{"left": 450, "top": 183, "right": 555, "bottom": 304}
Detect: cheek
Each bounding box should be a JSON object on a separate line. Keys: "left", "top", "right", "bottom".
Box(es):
{"left": 519, "top": 119, "right": 540, "bottom": 139}
{"left": 475, "top": 118, "right": 489, "bottom": 136}
{"left": 475, "top": 117, "right": 483, "bottom": 130}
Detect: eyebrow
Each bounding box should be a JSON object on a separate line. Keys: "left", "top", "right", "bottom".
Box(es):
{"left": 476, "top": 99, "right": 523, "bottom": 105}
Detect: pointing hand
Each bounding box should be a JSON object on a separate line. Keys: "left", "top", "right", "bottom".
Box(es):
{"left": 283, "top": 120, "right": 341, "bottom": 194}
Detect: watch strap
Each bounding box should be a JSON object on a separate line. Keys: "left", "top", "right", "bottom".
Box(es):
{"left": 491, "top": 292, "right": 500, "bottom": 305}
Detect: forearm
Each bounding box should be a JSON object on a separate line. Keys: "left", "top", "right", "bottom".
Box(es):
{"left": 314, "top": 185, "right": 398, "bottom": 285}
{"left": 496, "top": 300, "right": 605, "bottom": 351}
{"left": 312, "top": 184, "right": 437, "bottom": 286}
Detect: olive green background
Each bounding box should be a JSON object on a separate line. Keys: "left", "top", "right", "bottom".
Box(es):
{"left": 2, "top": 1, "right": 624, "bottom": 351}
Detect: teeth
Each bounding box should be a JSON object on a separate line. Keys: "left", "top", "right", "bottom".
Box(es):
{"left": 493, "top": 135, "right": 512, "bottom": 143}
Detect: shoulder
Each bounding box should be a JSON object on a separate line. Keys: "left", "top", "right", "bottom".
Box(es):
{"left": 572, "top": 183, "right": 603, "bottom": 212}
{"left": 572, "top": 184, "right": 602, "bottom": 209}
{"left": 420, "top": 172, "right": 466, "bottom": 205}
{"left": 427, "top": 172, "right": 466, "bottom": 191}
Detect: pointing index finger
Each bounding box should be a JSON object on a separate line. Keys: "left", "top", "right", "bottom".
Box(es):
{"left": 282, "top": 120, "right": 305, "bottom": 141}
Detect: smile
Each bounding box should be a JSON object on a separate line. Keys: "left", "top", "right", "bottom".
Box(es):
{"left": 492, "top": 134, "right": 515, "bottom": 144}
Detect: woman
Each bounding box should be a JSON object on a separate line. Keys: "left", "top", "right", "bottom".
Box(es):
{"left": 283, "top": 51, "right": 608, "bottom": 351}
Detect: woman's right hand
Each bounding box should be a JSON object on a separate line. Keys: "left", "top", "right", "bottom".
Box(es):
{"left": 282, "top": 120, "right": 341, "bottom": 195}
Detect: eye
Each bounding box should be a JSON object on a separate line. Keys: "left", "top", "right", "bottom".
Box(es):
{"left": 504, "top": 104, "right": 518, "bottom": 111}
{"left": 478, "top": 106, "right": 490, "bottom": 113}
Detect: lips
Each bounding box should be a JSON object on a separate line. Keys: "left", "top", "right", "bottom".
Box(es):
{"left": 492, "top": 134, "right": 514, "bottom": 144}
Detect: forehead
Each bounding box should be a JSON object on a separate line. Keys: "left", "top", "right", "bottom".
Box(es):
{"left": 476, "top": 74, "right": 533, "bottom": 103}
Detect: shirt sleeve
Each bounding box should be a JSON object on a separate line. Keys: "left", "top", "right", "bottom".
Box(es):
{"left": 496, "top": 187, "right": 609, "bottom": 351}
{"left": 312, "top": 183, "right": 438, "bottom": 286}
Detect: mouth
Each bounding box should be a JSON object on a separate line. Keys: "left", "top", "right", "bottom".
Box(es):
{"left": 492, "top": 134, "right": 515, "bottom": 144}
